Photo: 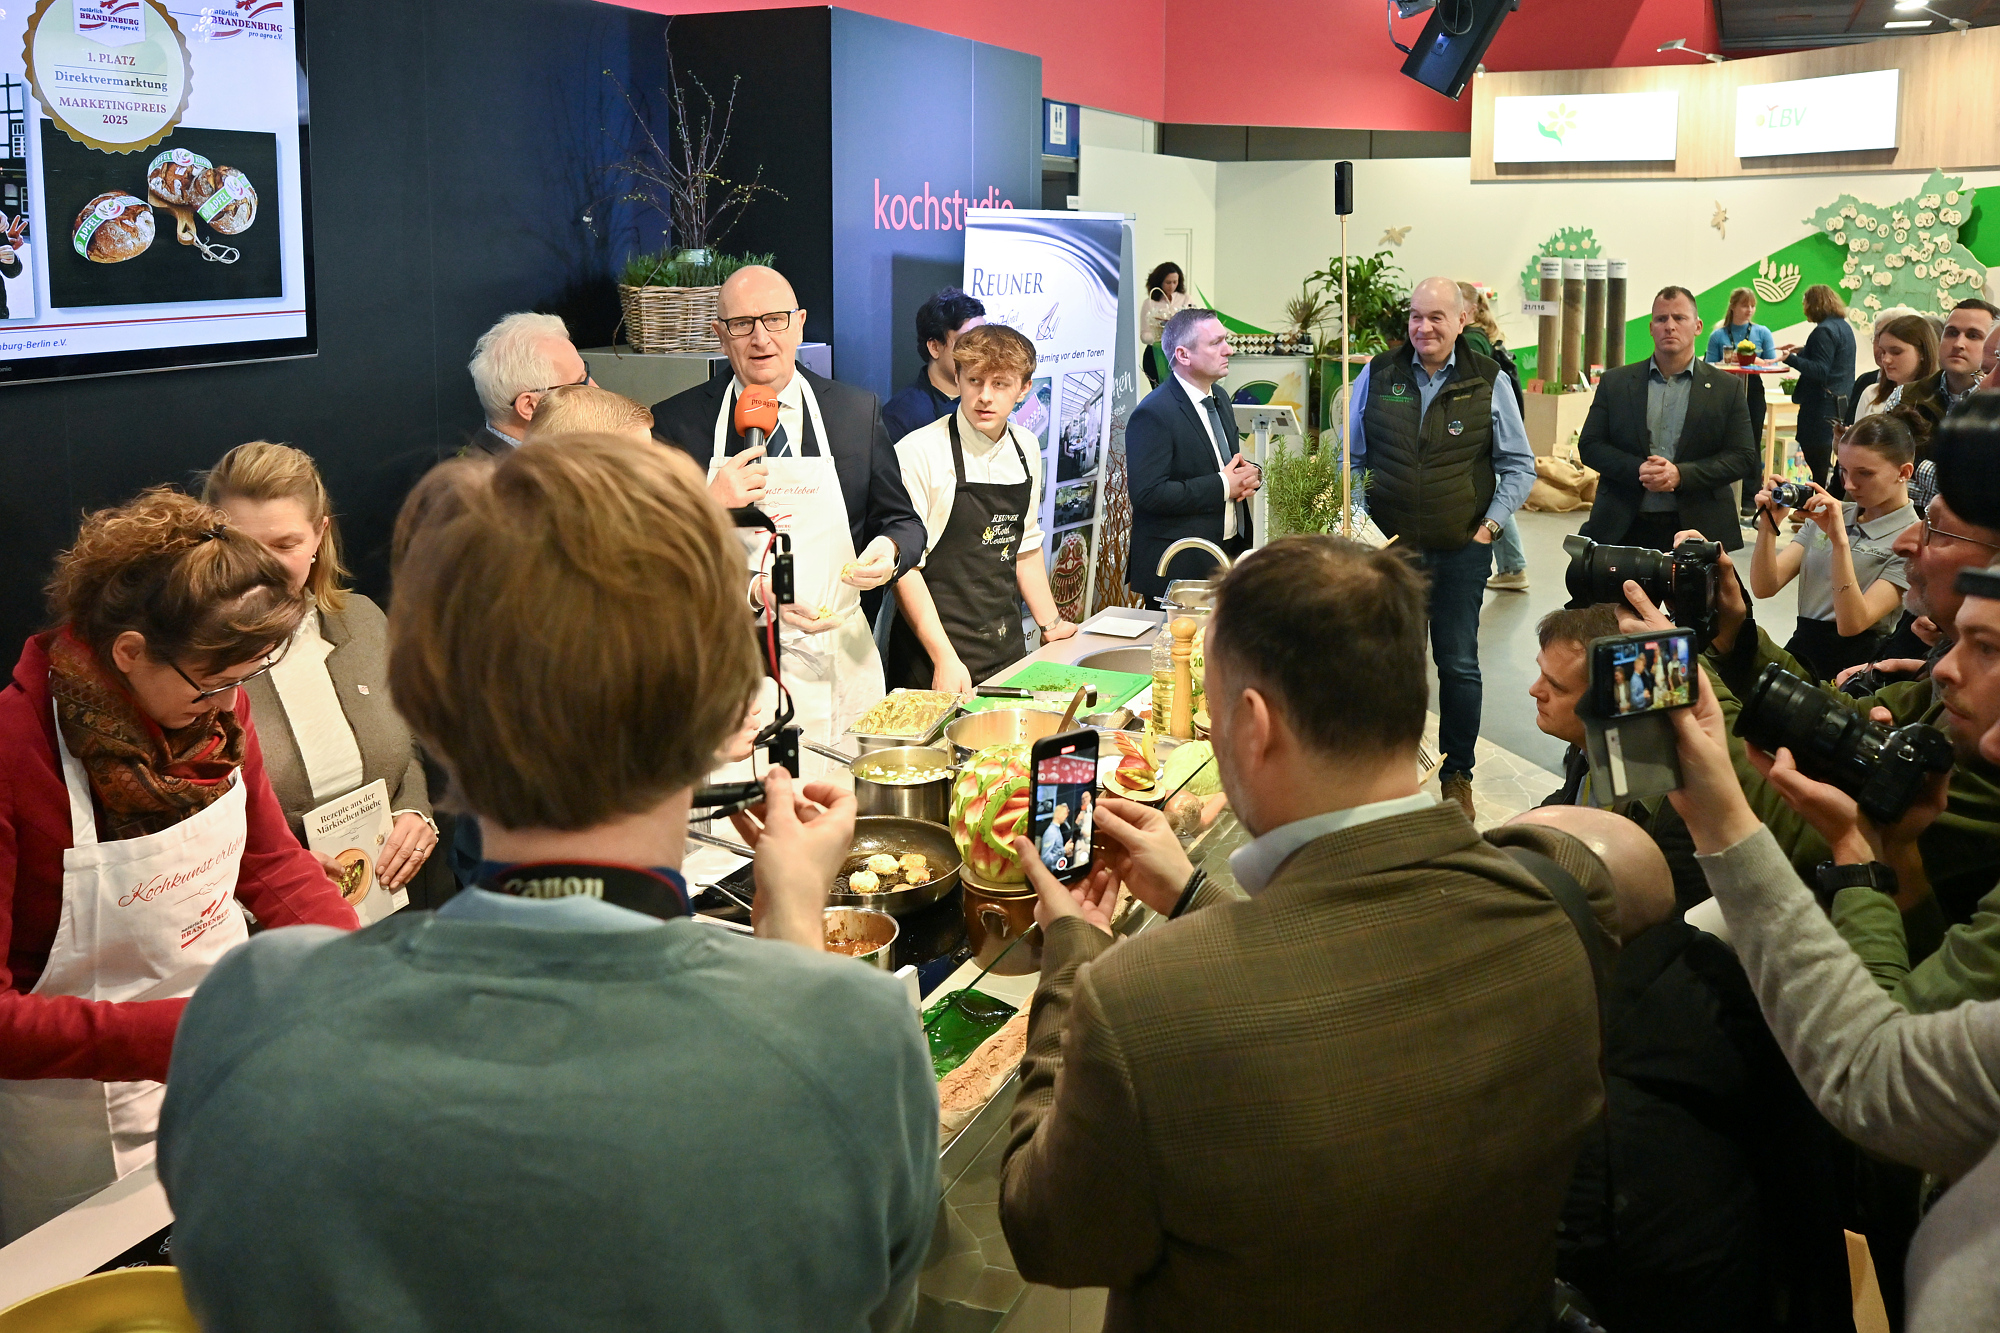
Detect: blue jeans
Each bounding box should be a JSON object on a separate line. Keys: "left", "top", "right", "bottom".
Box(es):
{"left": 1493, "top": 514, "right": 1525, "bottom": 575}
{"left": 1415, "top": 538, "right": 1493, "bottom": 779}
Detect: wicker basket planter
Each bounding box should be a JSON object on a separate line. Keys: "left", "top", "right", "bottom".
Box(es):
{"left": 618, "top": 283, "right": 723, "bottom": 354}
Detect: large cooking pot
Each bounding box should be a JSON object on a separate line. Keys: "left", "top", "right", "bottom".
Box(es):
{"left": 943, "top": 707, "right": 1066, "bottom": 765}
{"left": 1074, "top": 646, "right": 1152, "bottom": 675}
{"left": 807, "top": 742, "right": 954, "bottom": 822}
{"left": 827, "top": 816, "right": 961, "bottom": 917}
{"left": 961, "top": 868, "right": 1041, "bottom": 975}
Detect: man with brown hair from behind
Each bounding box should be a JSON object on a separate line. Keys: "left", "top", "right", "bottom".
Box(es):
{"left": 999, "top": 534, "right": 1618, "bottom": 1333}
{"left": 157, "top": 436, "right": 940, "bottom": 1332}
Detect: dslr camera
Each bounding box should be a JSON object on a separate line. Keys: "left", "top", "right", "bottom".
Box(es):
{"left": 1736, "top": 664, "right": 1953, "bottom": 825}
{"left": 1564, "top": 534, "right": 1723, "bottom": 645}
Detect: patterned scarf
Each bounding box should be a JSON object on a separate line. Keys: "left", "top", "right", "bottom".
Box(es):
{"left": 46, "top": 629, "right": 245, "bottom": 841}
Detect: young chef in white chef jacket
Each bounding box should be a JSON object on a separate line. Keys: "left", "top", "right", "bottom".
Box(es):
{"left": 650, "top": 266, "right": 926, "bottom": 770}
{"left": 887, "top": 324, "right": 1077, "bottom": 692}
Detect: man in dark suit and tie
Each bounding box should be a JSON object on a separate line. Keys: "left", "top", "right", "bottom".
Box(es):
{"left": 1124, "top": 308, "right": 1262, "bottom": 604}
{"left": 1579, "top": 286, "right": 1758, "bottom": 553}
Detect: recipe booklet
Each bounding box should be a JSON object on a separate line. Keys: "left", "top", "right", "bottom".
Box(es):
{"left": 303, "top": 779, "right": 406, "bottom": 924}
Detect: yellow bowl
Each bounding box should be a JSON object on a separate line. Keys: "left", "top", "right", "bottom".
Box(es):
{"left": 0, "top": 1268, "right": 196, "bottom": 1333}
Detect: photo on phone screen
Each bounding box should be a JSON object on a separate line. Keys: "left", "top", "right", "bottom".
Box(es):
{"left": 1599, "top": 632, "right": 1696, "bottom": 716}
{"left": 1028, "top": 730, "right": 1099, "bottom": 882}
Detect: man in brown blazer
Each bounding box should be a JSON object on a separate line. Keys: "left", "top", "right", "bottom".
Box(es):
{"left": 999, "top": 535, "right": 1618, "bottom": 1332}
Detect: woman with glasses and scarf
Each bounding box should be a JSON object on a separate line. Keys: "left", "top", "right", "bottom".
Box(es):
{"left": 203, "top": 442, "right": 439, "bottom": 908}
{"left": 0, "top": 488, "right": 356, "bottom": 1241}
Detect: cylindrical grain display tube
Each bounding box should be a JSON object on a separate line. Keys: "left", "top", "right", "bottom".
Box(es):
{"left": 1537, "top": 257, "right": 1562, "bottom": 388}
{"left": 1606, "top": 260, "right": 1628, "bottom": 368}
{"left": 1560, "top": 258, "right": 1586, "bottom": 390}
{"left": 1584, "top": 259, "right": 1607, "bottom": 380}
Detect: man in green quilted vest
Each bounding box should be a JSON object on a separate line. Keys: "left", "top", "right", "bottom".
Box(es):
{"left": 1348, "top": 277, "right": 1537, "bottom": 820}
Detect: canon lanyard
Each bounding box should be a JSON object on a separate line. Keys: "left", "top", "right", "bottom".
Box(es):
{"left": 474, "top": 860, "right": 691, "bottom": 921}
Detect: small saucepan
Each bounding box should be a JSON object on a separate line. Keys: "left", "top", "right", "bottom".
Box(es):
{"left": 807, "top": 741, "right": 956, "bottom": 822}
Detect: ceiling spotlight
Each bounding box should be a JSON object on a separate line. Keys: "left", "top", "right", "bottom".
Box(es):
{"left": 1894, "top": 0, "right": 1971, "bottom": 27}
{"left": 1394, "top": 0, "right": 1437, "bottom": 16}
{"left": 1657, "top": 37, "right": 1726, "bottom": 62}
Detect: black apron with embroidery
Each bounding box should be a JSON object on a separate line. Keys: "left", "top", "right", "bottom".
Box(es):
{"left": 885, "top": 416, "right": 1033, "bottom": 688}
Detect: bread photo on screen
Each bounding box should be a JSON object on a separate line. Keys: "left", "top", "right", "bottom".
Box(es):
{"left": 71, "top": 193, "right": 154, "bottom": 264}
{"left": 144, "top": 147, "right": 211, "bottom": 208}
{"left": 189, "top": 166, "right": 257, "bottom": 235}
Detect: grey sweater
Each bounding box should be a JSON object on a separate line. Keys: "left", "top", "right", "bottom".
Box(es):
{"left": 1698, "top": 827, "right": 2000, "bottom": 1332}
{"left": 158, "top": 904, "right": 938, "bottom": 1332}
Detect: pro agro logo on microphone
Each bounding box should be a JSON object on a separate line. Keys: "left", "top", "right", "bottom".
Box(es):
{"left": 872, "top": 180, "right": 1014, "bottom": 232}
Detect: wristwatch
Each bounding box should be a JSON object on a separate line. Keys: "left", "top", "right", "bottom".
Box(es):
{"left": 1481, "top": 518, "right": 1503, "bottom": 539}
{"left": 1813, "top": 860, "right": 1898, "bottom": 912}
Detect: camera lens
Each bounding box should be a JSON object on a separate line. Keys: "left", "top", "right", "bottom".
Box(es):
{"left": 1563, "top": 535, "right": 1671, "bottom": 607}
{"left": 1737, "top": 664, "right": 1954, "bottom": 822}
{"left": 1769, "top": 481, "right": 1814, "bottom": 510}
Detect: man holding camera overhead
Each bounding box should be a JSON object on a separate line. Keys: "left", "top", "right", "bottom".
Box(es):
{"left": 1579, "top": 287, "right": 1759, "bottom": 554}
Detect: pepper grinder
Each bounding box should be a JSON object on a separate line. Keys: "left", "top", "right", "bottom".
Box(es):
{"left": 1169, "top": 616, "right": 1197, "bottom": 739}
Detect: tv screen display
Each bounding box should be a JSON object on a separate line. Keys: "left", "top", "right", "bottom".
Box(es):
{"left": 1400, "top": 0, "right": 1515, "bottom": 102}
{"left": 0, "top": 0, "right": 314, "bottom": 386}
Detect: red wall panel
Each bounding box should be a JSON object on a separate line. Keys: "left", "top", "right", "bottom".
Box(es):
{"left": 598, "top": 0, "right": 1723, "bottom": 133}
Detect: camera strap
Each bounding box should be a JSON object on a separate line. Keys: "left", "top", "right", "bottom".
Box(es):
{"left": 1504, "top": 845, "right": 1618, "bottom": 1260}
{"left": 475, "top": 860, "right": 691, "bottom": 922}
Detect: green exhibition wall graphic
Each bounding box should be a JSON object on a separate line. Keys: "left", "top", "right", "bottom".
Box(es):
{"left": 1517, "top": 226, "right": 1601, "bottom": 303}
{"left": 1512, "top": 171, "right": 1993, "bottom": 381}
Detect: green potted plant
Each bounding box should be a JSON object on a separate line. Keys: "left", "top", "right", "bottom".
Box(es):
{"left": 1264, "top": 431, "right": 1371, "bottom": 539}
{"left": 593, "top": 26, "right": 783, "bottom": 353}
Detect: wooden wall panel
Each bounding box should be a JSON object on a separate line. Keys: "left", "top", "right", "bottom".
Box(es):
{"left": 1471, "top": 26, "right": 2000, "bottom": 181}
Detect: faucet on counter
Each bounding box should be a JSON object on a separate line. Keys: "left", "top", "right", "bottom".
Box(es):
{"left": 1155, "top": 538, "right": 1234, "bottom": 611}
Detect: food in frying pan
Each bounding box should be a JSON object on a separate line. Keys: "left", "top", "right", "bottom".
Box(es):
{"left": 847, "top": 869, "right": 881, "bottom": 894}
{"left": 898, "top": 852, "right": 929, "bottom": 875}
{"left": 190, "top": 165, "right": 257, "bottom": 234}
{"left": 72, "top": 194, "right": 153, "bottom": 263}
{"left": 865, "top": 853, "right": 900, "bottom": 877}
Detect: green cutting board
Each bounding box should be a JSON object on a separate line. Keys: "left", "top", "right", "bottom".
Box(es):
{"left": 961, "top": 661, "right": 1153, "bottom": 713}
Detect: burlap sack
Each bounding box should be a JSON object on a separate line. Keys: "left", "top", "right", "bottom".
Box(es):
{"left": 1526, "top": 452, "right": 1597, "bottom": 512}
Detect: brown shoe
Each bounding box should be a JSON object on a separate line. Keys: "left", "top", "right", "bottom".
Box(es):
{"left": 1440, "top": 773, "right": 1476, "bottom": 822}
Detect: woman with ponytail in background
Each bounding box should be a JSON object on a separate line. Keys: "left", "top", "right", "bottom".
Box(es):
{"left": 0, "top": 488, "right": 355, "bottom": 1241}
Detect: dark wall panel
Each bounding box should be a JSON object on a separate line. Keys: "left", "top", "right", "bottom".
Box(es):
{"left": 1, "top": 0, "right": 667, "bottom": 655}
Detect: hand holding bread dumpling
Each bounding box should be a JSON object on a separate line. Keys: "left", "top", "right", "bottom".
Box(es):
{"left": 72, "top": 193, "right": 153, "bottom": 263}
{"left": 190, "top": 165, "right": 257, "bottom": 234}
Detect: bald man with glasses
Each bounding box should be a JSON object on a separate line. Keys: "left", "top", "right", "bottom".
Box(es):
{"left": 650, "top": 265, "right": 925, "bottom": 751}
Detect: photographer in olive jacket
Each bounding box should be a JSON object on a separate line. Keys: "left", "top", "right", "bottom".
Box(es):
{"left": 1704, "top": 403, "right": 2000, "bottom": 963}
{"left": 159, "top": 437, "right": 937, "bottom": 1333}
{"left": 1579, "top": 286, "right": 1759, "bottom": 553}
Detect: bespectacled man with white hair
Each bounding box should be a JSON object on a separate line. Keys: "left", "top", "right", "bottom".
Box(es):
{"left": 466, "top": 311, "right": 595, "bottom": 454}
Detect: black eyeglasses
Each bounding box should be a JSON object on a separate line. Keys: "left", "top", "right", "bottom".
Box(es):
{"left": 719, "top": 309, "right": 800, "bottom": 339}
{"left": 525, "top": 365, "right": 593, "bottom": 398}
{"left": 1921, "top": 517, "right": 2000, "bottom": 552}
{"left": 172, "top": 642, "right": 289, "bottom": 703}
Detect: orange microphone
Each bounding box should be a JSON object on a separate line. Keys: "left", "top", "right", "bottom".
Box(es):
{"left": 733, "top": 384, "right": 780, "bottom": 454}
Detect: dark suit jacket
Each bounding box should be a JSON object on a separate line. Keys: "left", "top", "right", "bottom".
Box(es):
{"left": 1579, "top": 357, "right": 1758, "bottom": 551}
{"left": 651, "top": 366, "right": 924, "bottom": 579}
{"left": 1125, "top": 377, "right": 1250, "bottom": 603}
{"left": 1001, "top": 807, "right": 1615, "bottom": 1332}
{"left": 1785, "top": 316, "right": 1856, "bottom": 446}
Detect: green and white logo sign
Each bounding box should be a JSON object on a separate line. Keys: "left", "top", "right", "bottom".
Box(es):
{"left": 1735, "top": 70, "right": 1899, "bottom": 158}
{"left": 1493, "top": 91, "right": 1678, "bottom": 164}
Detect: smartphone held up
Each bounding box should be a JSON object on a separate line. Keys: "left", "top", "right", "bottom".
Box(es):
{"left": 1028, "top": 729, "right": 1099, "bottom": 884}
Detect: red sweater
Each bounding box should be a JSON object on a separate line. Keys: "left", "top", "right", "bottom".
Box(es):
{"left": 0, "top": 634, "right": 358, "bottom": 1083}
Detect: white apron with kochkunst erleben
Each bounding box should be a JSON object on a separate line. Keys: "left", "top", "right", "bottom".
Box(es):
{"left": 0, "top": 701, "right": 251, "bottom": 1242}
{"left": 711, "top": 377, "right": 886, "bottom": 774}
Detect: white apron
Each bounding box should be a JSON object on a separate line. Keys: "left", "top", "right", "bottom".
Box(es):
{"left": 0, "top": 702, "right": 251, "bottom": 1241}
{"left": 712, "top": 377, "right": 885, "bottom": 776}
